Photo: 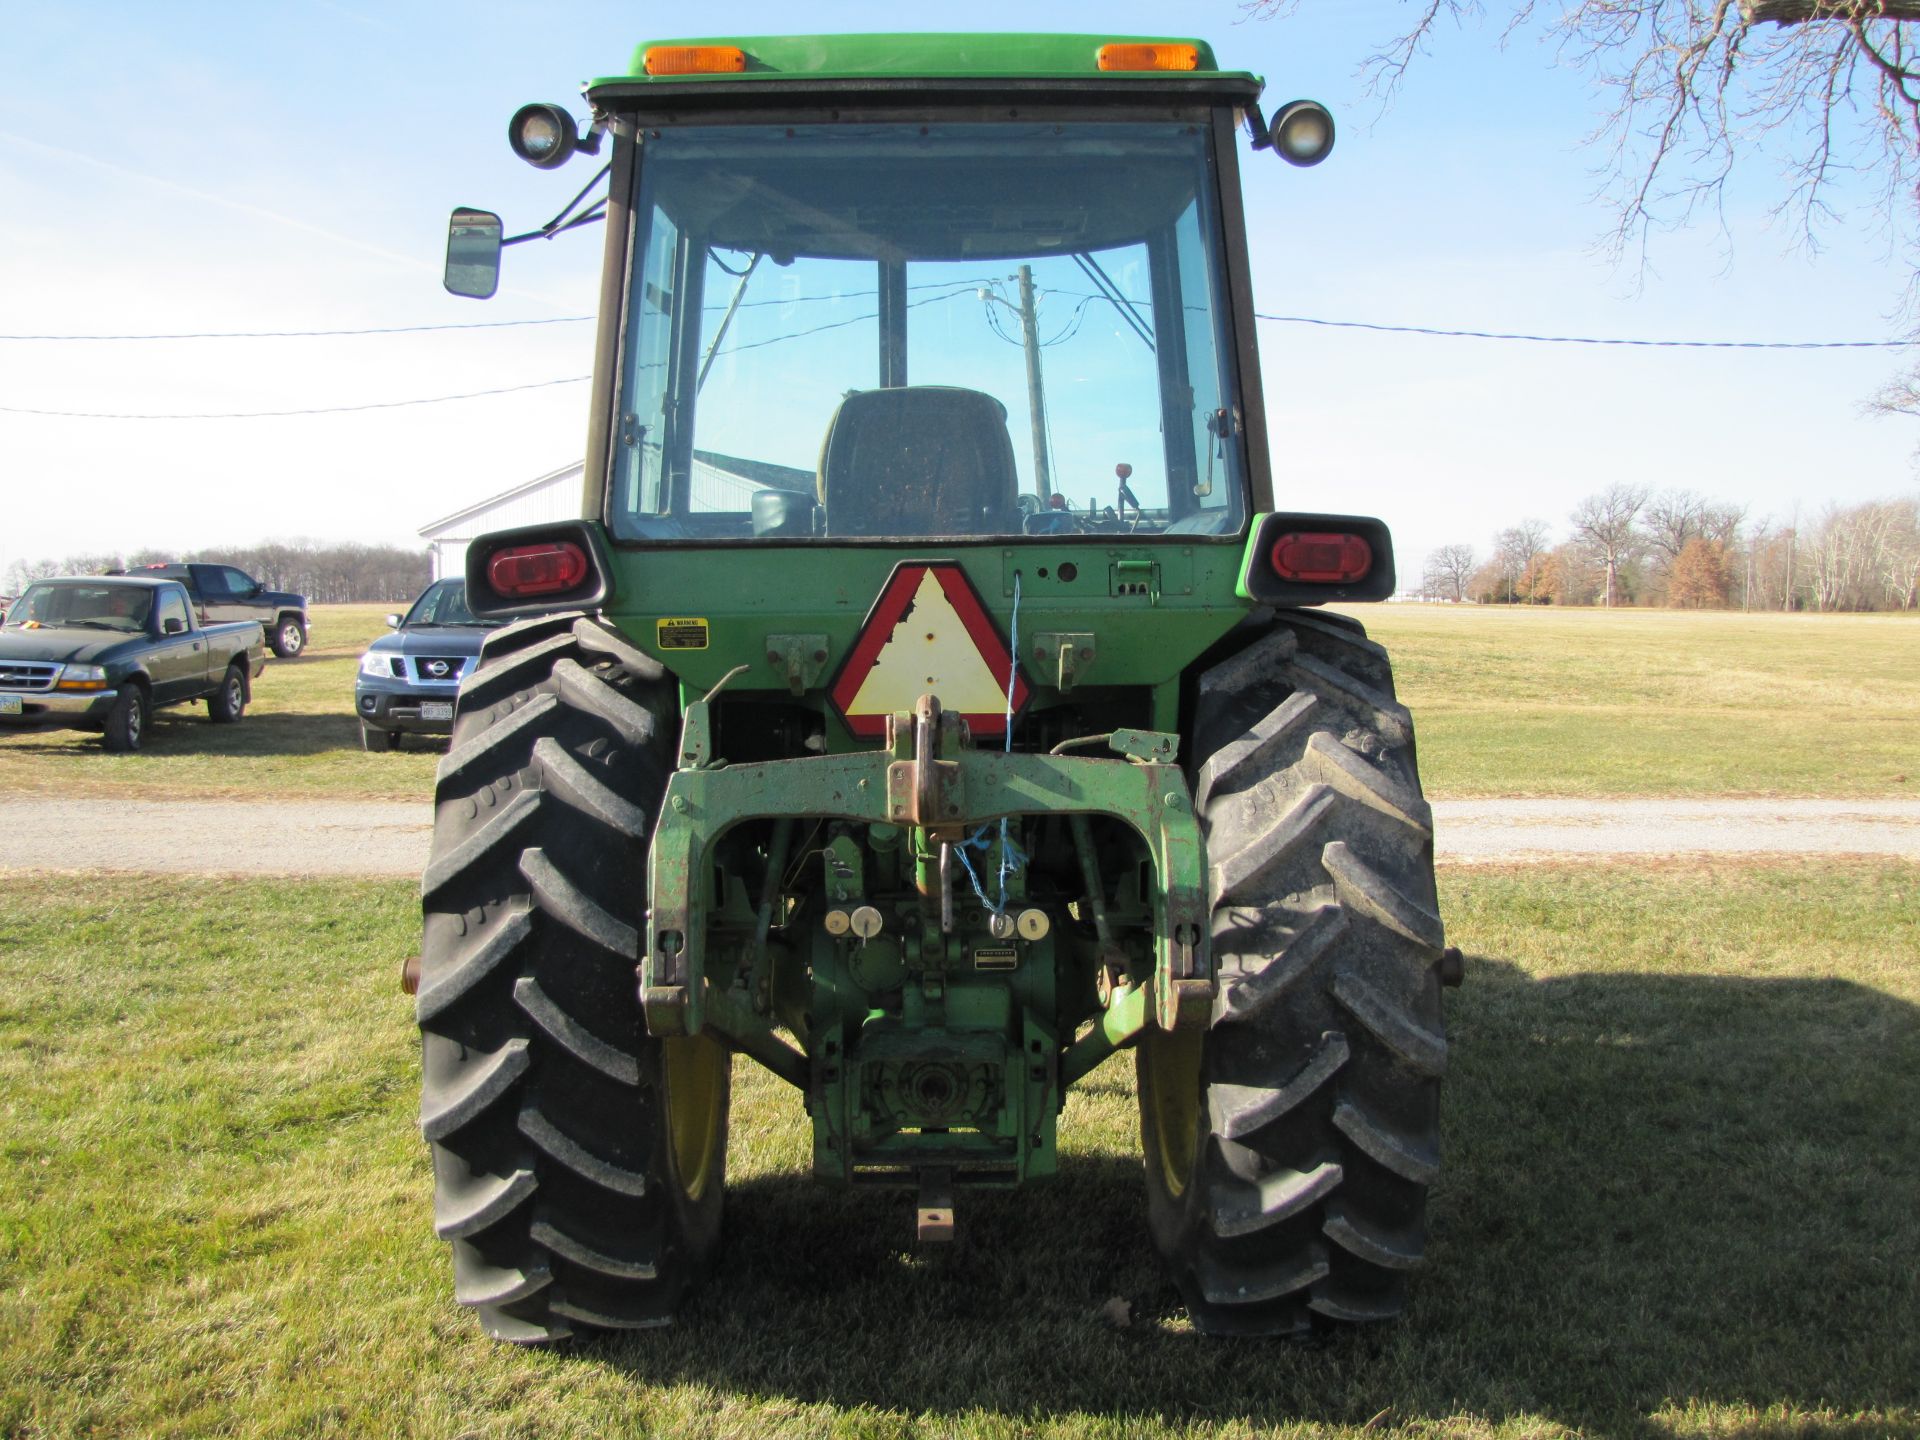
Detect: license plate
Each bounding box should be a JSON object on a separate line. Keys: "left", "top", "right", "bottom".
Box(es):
{"left": 0, "top": 695, "right": 21, "bottom": 715}
{"left": 420, "top": 702, "right": 454, "bottom": 721}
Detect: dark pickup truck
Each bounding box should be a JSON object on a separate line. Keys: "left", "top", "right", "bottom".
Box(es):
{"left": 129, "top": 562, "right": 311, "bottom": 658}
{"left": 0, "top": 576, "right": 267, "bottom": 752}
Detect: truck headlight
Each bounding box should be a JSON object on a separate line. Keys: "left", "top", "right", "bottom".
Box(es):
{"left": 359, "top": 651, "right": 397, "bottom": 678}
{"left": 54, "top": 664, "right": 108, "bottom": 692}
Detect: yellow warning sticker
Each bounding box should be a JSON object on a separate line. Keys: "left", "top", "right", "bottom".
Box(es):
{"left": 656, "top": 617, "right": 709, "bottom": 651}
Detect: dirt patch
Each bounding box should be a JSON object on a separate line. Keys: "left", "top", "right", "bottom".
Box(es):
{"left": 1, "top": 795, "right": 1915, "bottom": 876}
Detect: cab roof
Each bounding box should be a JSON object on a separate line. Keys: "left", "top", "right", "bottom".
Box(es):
{"left": 588, "top": 32, "right": 1262, "bottom": 103}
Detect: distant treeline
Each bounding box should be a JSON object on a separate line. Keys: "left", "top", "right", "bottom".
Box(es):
{"left": 1420, "top": 490, "right": 1920, "bottom": 612}
{"left": 3, "top": 542, "right": 433, "bottom": 604}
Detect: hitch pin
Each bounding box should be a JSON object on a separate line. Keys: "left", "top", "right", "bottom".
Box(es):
{"left": 939, "top": 840, "right": 955, "bottom": 934}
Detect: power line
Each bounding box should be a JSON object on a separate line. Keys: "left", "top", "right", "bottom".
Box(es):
{"left": 10, "top": 291, "right": 1915, "bottom": 419}
{"left": 0, "top": 318, "right": 593, "bottom": 342}
{"left": 7, "top": 308, "right": 1913, "bottom": 348}
{"left": 2, "top": 285, "right": 987, "bottom": 418}
{"left": 0, "top": 375, "right": 588, "bottom": 420}
{"left": 1253, "top": 313, "right": 1920, "bottom": 349}
{"left": 0, "top": 280, "right": 1006, "bottom": 342}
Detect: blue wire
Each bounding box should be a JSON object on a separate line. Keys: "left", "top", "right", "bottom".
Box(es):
{"left": 997, "top": 572, "right": 1022, "bottom": 912}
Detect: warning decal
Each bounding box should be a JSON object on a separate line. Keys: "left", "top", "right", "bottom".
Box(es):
{"left": 829, "top": 562, "right": 1029, "bottom": 738}
{"left": 656, "top": 617, "right": 710, "bottom": 651}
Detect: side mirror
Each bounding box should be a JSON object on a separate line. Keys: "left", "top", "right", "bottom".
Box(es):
{"left": 385, "top": 614, "right": 401, "bottom": 628}
{"left": 163, "top": 617, "right": 186, "bottom": 636}
{"left": 445, "top": 208, "right": 503, "bottom": 299}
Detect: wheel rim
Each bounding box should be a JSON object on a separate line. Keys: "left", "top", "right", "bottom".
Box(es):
{"left": 127, "top": 696, "right": 143, "bottom": 744}
{"left": 661, "top": 1034, "right": 727, "bottom": 1202}
{"left": 226, "top": 676, "right": 243, "bottom": 710}
{"left": 1141, "top": 1027, "right": 1205, "bottom": 1200}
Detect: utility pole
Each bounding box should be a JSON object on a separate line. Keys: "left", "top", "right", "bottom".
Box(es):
{"left": 1015, "top": 265, "right": 1052, "bottom": 503}
{"left": 979, "top": 267, "right": 1054, "bottom": 503}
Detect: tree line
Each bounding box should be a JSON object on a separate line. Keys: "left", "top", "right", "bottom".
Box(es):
{"left": 2, "top": 541, "right": 432, "bottom": 604}
{"left": 1419, "top": 486, "right": 1920, "bottom": 612}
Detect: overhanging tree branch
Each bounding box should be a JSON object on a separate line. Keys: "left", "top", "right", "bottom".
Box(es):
{"left": 1245, "top": 1, "right": 1920, "bottom": 275}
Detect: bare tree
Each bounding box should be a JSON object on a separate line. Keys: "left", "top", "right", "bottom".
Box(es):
{"left": 1569, "top": 482, "right": 1651, "bottom": 605}
{"left": 1495, "top": 518, "right": 1552, "bottom": 602}
{"left": 1643, "top": 489, "right": 1711, "bottom": 570}
{"left": 1424, "top": 542, "right": 1479, "bottom": 600}
{"left": 1246, "top": 2, "right": 1920, "bottom": 268}
{"left": 2, "top": 558, "right": 60, "bottom": 593}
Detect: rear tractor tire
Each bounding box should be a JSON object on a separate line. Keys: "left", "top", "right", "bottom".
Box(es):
{"left": 416, "top": 611, "right": 730, "bottom": 1343}
{"left": 1141, "top": 611, "right": 1451, "bottom": 1334}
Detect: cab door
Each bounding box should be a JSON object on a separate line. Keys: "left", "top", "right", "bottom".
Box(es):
{"left": 147, "top": 587, "right": 209, "bottom": 704}
{"left": 217, "top": 566, "right": 270, "bottom": 626}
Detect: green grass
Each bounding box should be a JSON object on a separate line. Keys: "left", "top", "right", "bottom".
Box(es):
{"left": 3, "top": 862, "right": 1916, "bottom": 1438}
{"left": 2, "top": 603, "right": 1915, "bottom": 801}
{"left": 1346, "top": 604, "right": 1920, "bottom": 798}
{"left": 0, "top": 604, "right": 442, "bottom": 800}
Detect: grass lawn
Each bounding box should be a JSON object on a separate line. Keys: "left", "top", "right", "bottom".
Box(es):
{"left": 0, "top": 601, "right": 1913, "bottom": 802}
{"left": 1348, "top": 604, "right": 1920, "bottom": 799}
{"left": 0, "top": 603, "right": 440, "bottom": 801}
{"left": 2, "top": 860, "right": 1915, "bottom": 1438}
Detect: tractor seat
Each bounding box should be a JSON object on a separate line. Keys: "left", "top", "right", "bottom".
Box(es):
{"left": 817, "top": 386, "right": 1019, "bottom": 538}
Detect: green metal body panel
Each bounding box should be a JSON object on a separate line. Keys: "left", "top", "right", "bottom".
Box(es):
{"left": 599, "top": 541, "right": 1252, "bottom": 744}
{"left": 595, "top": 32, "right": 1254, "bottom": 88}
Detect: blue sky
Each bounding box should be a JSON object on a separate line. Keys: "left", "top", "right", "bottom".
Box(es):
{"left": 2, "top": 1, "right": 1912, "bottom": 583}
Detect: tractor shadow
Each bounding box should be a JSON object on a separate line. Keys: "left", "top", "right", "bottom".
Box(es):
{"left": 569, "top": 957, "right": 1920, "bottom": 1430}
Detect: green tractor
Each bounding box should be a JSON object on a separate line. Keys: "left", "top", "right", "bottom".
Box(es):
{"left": 417, "top": 32, "right": 1456, "bottom": 1344}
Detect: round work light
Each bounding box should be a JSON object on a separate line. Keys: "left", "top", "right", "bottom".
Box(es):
{"left": 1269, "top": 100, "right": 1336, "bottom": 167}
{"left": 509, "top": 103, "right": 579, "bottom": 169}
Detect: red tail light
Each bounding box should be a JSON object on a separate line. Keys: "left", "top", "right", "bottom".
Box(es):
{"left": 1269, "top": 531, "right": 1373, "bottom": 584}
{"left": 488, "top": 542, "right": 588, "bottom": 597}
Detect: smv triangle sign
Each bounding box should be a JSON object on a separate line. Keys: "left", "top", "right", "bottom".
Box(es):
{"left": 830, "top": 562, "right": 1030, "bottom": 739}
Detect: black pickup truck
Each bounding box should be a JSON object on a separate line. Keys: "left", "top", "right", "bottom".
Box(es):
{"left": 0, "top": 576, "right": 267, "bottom": 752}
{"left": 129, "top": 562, "right": 311, "bottom": 658}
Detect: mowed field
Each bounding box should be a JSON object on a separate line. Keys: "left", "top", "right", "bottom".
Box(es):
{"left": 1348, "top": 604, "right": 1920, "bottom": 798}
{"left": 1, "top": 604, "right": 1916, "bottom": 1437}
{"left": 1, "top": 863, "right": 1915, "bottom": 1438}
{"left": 0, "top": 602, "right": 1912, "bottom": 801}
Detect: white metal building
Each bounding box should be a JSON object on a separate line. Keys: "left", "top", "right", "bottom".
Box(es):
{"left": 420, "top": 452, "right": 815, "bottom": 577}
{"left": 418, "top": 462, "right": 586, "bottom": 580}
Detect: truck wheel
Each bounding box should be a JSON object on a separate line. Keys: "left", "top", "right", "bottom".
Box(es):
{"left": 102, "top": 682, "right": 149, "bottom": 753}
{"left": 269, "top": 615, "right": 307, "bottom": 658}
{"left": 208, "top": 664, "right": 247, "bottom": 724}
{"left": 1141, "top": 611, "right": 1448, "bottom": 1334}
{"left": 360, "top": 720, "right": 399, "bottom": 752}
{"left": 416, "top": 611, "right": 727, "bottom": 1343}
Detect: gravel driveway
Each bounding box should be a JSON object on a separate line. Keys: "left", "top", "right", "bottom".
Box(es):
{"left": 0, "top": 795, "right": 1914, "bottom": 876}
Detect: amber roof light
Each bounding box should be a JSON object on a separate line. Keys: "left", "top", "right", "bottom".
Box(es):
{"left": 644, "top": 45, "right": 748, "bottom": 76}
{"left": 1095, "top": 42, "right": 1199, "bottom": 72}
